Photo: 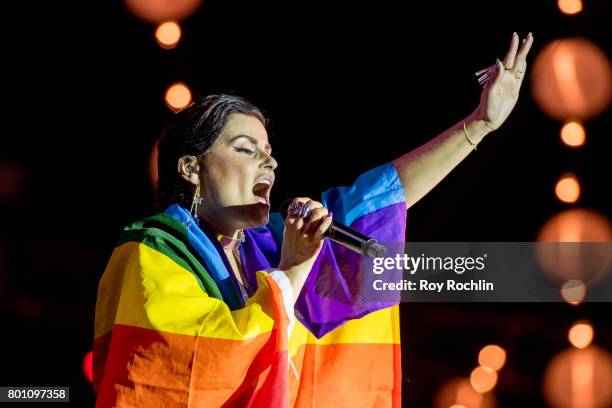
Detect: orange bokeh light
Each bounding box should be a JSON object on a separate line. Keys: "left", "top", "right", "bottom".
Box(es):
{"left": 149, "top": 139, "right": 159, "bottom": 190}
{"left": 434, "top": 378, "right": 496, "bottom": 408}
{"left": 470, "top": 366, "right": 497, "bottom": 393}
{"left": 531, "top": 38, "right": 611, "bottom": 120}
{"left": 558, "top": 0, "right": 583, "bottom": 15}
{"left": 536, "top": 209, "right": 612, "bottom": 284}
{"left": 124, "top": 0, "right": 203, "bottom": 23}
{"left": 560, "top": 120, "right": 586, "bottom": 147}
{"left": 543, "top": 346, "right": 612, "bottom": 408}
{"left": 478, "top": 345, "right": 506, "bottom": 372}
{"left": 156, "top": 21, "right": 181, "bottom": 49}
{"left": 537, "top": 209, "right": 612, "bottom": 243}
{"left": 555, "top": 173, "right": 580, "bottom": 204}
{"left": 165, "top": 82, "right": 192, "bottom": 112}
{"left": 561, "top": 280, "right": 587, "bottom": 305}
{"left": 569, "top": 321, "right": 594, "bottom": 349}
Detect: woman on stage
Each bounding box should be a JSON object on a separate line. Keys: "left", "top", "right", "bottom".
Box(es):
{"left": 93, "top": 32, "right": 533, "bottom": 407}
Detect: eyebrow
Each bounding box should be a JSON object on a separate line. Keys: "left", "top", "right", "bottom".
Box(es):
{"left": 229, "top": 134, "right": 272, "bottom": 154}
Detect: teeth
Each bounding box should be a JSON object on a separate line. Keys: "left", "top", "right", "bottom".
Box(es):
{"left": 257, "top": 179, "right": 271, "bottom": 186}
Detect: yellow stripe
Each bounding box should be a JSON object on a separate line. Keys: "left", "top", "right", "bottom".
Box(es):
{"left": 96, "top": 241, "right": 400, "bottom": 349}
{"left": 95, "top": 242, "right": 281, "bottom": 341}
{"left": 288, "top": 305, "right": 400, "bottom": 356}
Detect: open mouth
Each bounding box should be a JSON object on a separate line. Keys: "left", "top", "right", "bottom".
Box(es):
{"left": 252, "top": 175, "right": 273, "bottom": 206}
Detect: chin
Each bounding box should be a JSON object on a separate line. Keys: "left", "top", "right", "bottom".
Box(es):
{"left": 251, "top": 206, "right": 270, "bottom": 227}
{"left": 239, "top": 204, "right": 270, "bottom": 229}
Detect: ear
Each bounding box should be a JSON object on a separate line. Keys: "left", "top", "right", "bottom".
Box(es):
{"left": 177, "top": 155, "right": 200, "bottom": 186}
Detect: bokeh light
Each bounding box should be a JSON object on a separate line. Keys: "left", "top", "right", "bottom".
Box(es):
{"left": 531, "top": 38, "right": 611, "bottom": 120}
{"left": 555, "top": 173, "right": 580, "bottom": 204}
{"left": 478, "top": 345, "right": 506, "bottom": 372}
{"left": 83, "top": 350, "right": 93, "bottom": 383}
{"left": 569, "top": 321, "right": 594, "bottom": 349}
{"left": 470, "top": 366, "right": 498, "bottom": 393}
{"left": 536, "top": 209, "right": 612, "bottom": 284}
{"left": 538, "top": 209, "right": 612, "bottom": 243}
{"left": 434, "top": 378, "right": 496, "bottom": 408}
{"left": 561, "top": 280, "right": 587, "bottom": 305}
{"left": 558, "top": 0, "right": 583, "bottom": 15}
{"left": 165, "top": 82, "right": 192, "bottom": 112}
{"left": 560, "top": 120, "right": 586, "bottom": 147}
{"left": 124, "top": 0, "right": 203, "bottom": 23}
{"left": 149, "top": 139, "right": 159, "bottom": 189}
{"left": 543, "top": 346, "right": 612, "bottom": 408}
{"left": 155, "top": 21, "right": 182, "bottom": 49}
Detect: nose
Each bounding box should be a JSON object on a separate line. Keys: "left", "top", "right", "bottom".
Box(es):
{"left": 261, "top": 152, "right": 278, "bottom": 171}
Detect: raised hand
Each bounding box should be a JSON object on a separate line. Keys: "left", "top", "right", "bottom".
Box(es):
{"left": 474, "top": 32, "right": 534, "bottom": 130}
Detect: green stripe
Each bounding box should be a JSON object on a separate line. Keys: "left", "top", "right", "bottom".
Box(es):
{"left": 117, "top": 213, "right": 224, "bottom": 301}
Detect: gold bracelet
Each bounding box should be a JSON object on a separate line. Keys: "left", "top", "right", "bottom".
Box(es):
{"left": 463, "top": 123, "right": 477, "bottom": 150}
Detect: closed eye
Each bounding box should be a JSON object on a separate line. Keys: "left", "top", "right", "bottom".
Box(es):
{"left": 234, "top": 147, "right": 255, "bottom": 156}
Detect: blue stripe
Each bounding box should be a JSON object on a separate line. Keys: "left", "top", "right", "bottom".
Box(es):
{"left": 164, "top": 204, "right": 244, "bottom": 310}
{"left": 321, "top": 162, "right": 405, "bottom": 226}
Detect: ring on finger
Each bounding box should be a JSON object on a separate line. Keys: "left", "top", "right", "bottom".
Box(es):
{"left": 300, "top": 204, "right": 312, "bottom": 218}
{"left": 288, "top": 201, "right": 305, "bottom": 217}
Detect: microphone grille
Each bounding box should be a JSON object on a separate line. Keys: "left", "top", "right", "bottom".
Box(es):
{"left": 363, "top": 240, "right": 386, "bottom": 258}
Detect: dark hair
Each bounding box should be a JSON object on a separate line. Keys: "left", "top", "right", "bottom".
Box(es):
{"left": 156, "top": 94, "right": 266, "bottom": 210}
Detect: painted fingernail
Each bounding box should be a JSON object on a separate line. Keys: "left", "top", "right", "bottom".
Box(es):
{"left": 328, "top": 212, "right": 333, "bottom": 218}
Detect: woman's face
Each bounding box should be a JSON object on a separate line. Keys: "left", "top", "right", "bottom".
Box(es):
{"left": 198, "top": 113, "right": 277, "bottom": 234}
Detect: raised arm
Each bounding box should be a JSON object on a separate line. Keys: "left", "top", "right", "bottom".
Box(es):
{"left": 393, "top": 32, "right": 534, "bottom": 209}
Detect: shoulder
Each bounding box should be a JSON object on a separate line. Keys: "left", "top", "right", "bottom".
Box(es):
{"left": 114, "top": 212, "right": 196, "bottom": 275}
{"left": 117, "top": 212, "right": 189, "bottom": 249}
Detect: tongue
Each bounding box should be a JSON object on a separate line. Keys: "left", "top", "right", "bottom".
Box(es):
{"left": 252, "top": 184, "right": 268, "bottom": 204}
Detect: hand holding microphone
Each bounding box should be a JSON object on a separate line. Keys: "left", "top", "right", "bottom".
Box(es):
{"left": 278, "top": 198, "right": 332, "bottom": 269}
{"left": 280, "top": 198, "right": 386, "bottom": 258}
{"left": 277, "top": 198, "right": 333, "bottom": 301}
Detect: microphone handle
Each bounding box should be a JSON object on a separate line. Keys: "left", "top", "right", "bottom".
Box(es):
{"left": 325, "top": 221, "right": 386, "bottom": 258}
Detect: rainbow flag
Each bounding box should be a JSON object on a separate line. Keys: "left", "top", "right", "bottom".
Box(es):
{"left": 94, "top": 163, "right": 406, "bottom": 407}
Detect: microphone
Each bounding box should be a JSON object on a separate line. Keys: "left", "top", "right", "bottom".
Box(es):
{"left": 279, "top": 198, "right": 386, "bottom": 258}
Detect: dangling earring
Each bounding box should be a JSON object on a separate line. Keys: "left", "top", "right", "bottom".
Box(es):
{"left": 190, "top": 183, "right": 203, "bottom": 220}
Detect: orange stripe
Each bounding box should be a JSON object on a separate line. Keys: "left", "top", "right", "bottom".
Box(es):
{"left": 95, "top": 324, "right": 288, "bottom": 407}
{"left": 94, "top": 324, "right": 400, "bottom": 407}
{"left": 289, "top": 343, "right": 401, "bottom": 407}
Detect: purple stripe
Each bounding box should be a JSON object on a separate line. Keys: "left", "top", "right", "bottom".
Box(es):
{"left": 242, "top": 201, "right": 406, "bottom": 338}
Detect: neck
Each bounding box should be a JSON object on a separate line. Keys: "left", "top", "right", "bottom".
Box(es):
{"left": 199, "top": 214, "right": 244, "bottom": 249}
{"left": 217, "top": 231, "right": 244, "bottom": 250}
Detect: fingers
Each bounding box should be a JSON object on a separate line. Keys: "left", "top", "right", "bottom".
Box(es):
{"left": 476, "top": 66, "right": 493, "bottom": 87}
{"left": 284, "top": 196, "right": 332, "bottom": 240}
{"left": 485, "top": 58, "right": 505, "bottom": 91}
{"left": 315, "top": 212, "right": 333, "bottom": 238}
{"left": 513, "top": 32, "right": 534, "bottom": 72}
{"left": 303, "top": 206, "right": 330, "bottom": 236}
{"left": 285, "top": 197, "right": 310, "bottom": 231}
{"left": 285, "top": 197, "right": 324, "bottom": 234}
{"left": 503, "top": 32, "right": 520, "bottom": 69}
{"left": 510, "top": 33, "right": 533, "bottom": 88}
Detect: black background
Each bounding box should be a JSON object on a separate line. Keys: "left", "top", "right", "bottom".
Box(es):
{"left": 0, "top": 0, "right": 610, "bottom": 406}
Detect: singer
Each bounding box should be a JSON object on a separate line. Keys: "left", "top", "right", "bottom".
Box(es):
{"left": 94, "top": 32, "right": 533, "bottom": 407}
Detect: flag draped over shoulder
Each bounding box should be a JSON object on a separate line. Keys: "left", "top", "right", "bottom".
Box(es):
{"left": 94, "top": 162, "right": 406, "bottom": 407}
